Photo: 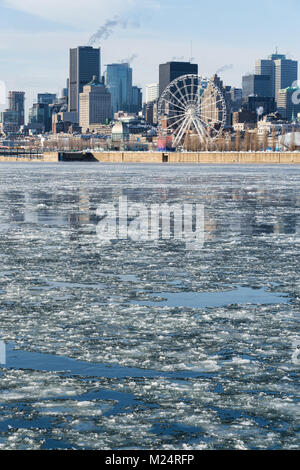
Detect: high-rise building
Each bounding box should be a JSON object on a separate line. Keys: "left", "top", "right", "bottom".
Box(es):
{"left": 159, "top": 61, "right": 198, "bottom": 96}
{"left": 131, "top": 86, "right": 143, "bottom": 114}
{"left": 28, "top": 103, "right": 51, "bottom": 133}
{"left": 277, "top": 87, "right": 300, "bottom": 121}
{"left": 37, "top": 93, "right": 57, "bottom": 105}
{"left": 274, "top": 57, "right": 298, "bottom": 104}
{"left": 61, "top": 87, "right": 68, "bottom": 100}
{"left": 79, "top": 75, "right": 111, "bottom": 133}
{"left": 246, "top": 96, "right": 276, "bottom": 116}
{"left": 242, "top": 74, "right": 272, "bottom": 98}
{"left": 145, "top": 83, "right": 159, "bottom": 104}
{"left": 8, "top": 91, "right": 25, "bottom": 126}
{"left": 255, "top": 58, "right": 276, "bottom": 97}
{"left": 255, "top": 53, "right": 298, "bottom": 105}
{"left": 68, "top": 46, "right": 101, "bottom": 119}
{"left": 105, "top": 63, "right": 133, "bottom": 115}
{"left": 145, "top": 100, "right": 158, "bottom": 125}
{"left": 201, "top": 75, "right": 228, "bottom": 125}
{"left": 36, "top": 95, "right": 58, "bottom": 132}
{"left": 0, "top": 109, "right": 19, "bottom": 134}
{"left": 227, "top": 87, "right": 242, "bottom": 112}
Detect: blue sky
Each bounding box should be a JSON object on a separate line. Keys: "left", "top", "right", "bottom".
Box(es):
{"left": 0, "top": 0, "right": 299, "bottom": 115}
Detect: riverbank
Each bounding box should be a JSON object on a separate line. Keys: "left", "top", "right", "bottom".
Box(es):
{"left": 1, "top": 151, "right": 300, "bottom": 164}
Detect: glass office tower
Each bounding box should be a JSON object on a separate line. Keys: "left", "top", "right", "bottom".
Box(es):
{"left": 255, "top": 54, "right": 298, "bottom": 105}
{"left": 242, "top": 74, "right": 272, "bottom": 98}
{"left": 105, "top": 63, "right": 133, "bottom": 115}
{"left": 159, "top": 61, "right": 198, "bottom": 97}
{"left": 68, "top": 46, "right": 101, "bottom": 118}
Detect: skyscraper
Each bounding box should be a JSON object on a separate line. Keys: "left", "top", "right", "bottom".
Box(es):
{"left": 37, "top": 93, "right": 57, "bottom": 105}
{"left": 255, "top": 53, "right": 298, "bottom": 105}
{"left": 105, "top": 63, "right": 133, "bottom": 115}
{"left": 145, "top": 83, "right": 159, "bottom": 104}
{"left": 68, "top": 46, "right": 101, "bottom": 119}
{"left": 242, "top": 74, "right": 272, "bottom": 98}
{"left": 255, "top": 58, "right": 276, "bottom": 97}
{"left": 274, "top": 57, "right": 298, "bottom": 104}
{"left": 246, "top": 96, "right": 276, "bottom": 116}
{"left": 79, "top": 76, "right": 111, "bottom": 133}
{"left": 28, "top": 103, "right": 51, "bottom": 133}
{"left": 277, "top": 87, "right": 300, "bottom": 121}
{"left": 131, "top": 86, "right": 143, "bottom": 114}
{"left": 159, "top": 61, "right": 198, "bottom": 97}
{"left": 202, "top": 75, "right": 228, "bottom": 125}
{"left": 8, "top": 91, "right": 25, "bottom": 126}
{"left": 0, "top": 110, "right": 19, "bottom": 134}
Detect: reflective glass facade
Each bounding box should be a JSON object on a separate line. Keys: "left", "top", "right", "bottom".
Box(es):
{"left": 105, "top": 63, "right": 133, "bottom": 115}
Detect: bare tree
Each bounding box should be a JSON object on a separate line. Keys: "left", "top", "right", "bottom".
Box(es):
{"left": 252, "top": 129, "right": 259, "bottom": 152}
{"left": 244, "top": 128, "right": 250, "bottom": 151}
{"left": 191, "top": 134, "right": 201, "bottom": 152}
{"left": 201, "top": 135, "right": 207, "bottom": 152}
{"left": 184, "top": 131, "right": 192, "bottom": 151}
{"left": 225, "top": 133, "right": 232, "bottom": 152}
{"left": 262, "top": 129, "right": 268, "bottom": 151}
{"left": 290, "top": 126, "right": 295, "bottom": 151}
{"left": 271, "top": 127, "right": 276, "bottom": 152}
{"left": 279, "top": 126, "right": 285, "bottom": 151}
{"left": 235, "top": 129, "right": 241, "bottom": 152}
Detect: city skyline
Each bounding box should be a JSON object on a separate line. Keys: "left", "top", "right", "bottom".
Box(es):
{"left": 1, "top": 0, "right": 300, "bottom": 117}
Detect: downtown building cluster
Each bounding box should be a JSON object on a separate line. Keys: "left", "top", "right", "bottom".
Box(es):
{"left": 0, "top": 46, "right": 143, "bottom": 139}
{"left": 0, "top": 46, "right": 300, "bottom": 151}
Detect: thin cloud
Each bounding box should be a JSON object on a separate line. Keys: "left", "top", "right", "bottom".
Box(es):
{"left": 3, "top": 0, "right": 147, "bottom": 27}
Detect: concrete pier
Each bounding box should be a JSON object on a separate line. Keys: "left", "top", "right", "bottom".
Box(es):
{"left": 1, "top": 151, "right": 300, "bottom": 164}
{"left": 88, "top": 151, "right": 300, "bottom": 164}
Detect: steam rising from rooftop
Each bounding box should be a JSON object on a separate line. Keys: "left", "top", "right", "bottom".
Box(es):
{"left": 121, "top": 54, "right": 138, "bottom": 64}
{"left": 216, "top": 64, "right": 234, "bottom": 74}
{"left": 88, "top": 16, "right": 140, "bottom": 46}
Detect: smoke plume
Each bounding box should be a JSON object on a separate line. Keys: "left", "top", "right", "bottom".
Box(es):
{"left": 216, "top": 64, "right": 234, "bottom": 74}
{"left": 256, "top": 106, "right": 264, "bottom": 117}
{"left": 88, "top": 16, "right": 139, "bottom": 46}
{"left": 121, "top": 54, "right": 138, "bottom": 64}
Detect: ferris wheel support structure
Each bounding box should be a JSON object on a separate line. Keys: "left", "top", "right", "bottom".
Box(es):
{"left": 158, "top": 74, "right": 227, "bottom": 149}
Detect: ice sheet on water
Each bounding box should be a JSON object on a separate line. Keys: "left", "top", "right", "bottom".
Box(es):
{"left": 0, "top": 163, "right": 299, "bottom": 449}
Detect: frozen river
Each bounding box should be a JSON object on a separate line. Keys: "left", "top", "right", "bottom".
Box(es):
{"left": 0, "top": 162, "right": 299, "bottom": 450}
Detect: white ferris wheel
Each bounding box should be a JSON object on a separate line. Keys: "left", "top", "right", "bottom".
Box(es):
{"left": 158, "top": 74, "right": 227, "bottom": 148}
